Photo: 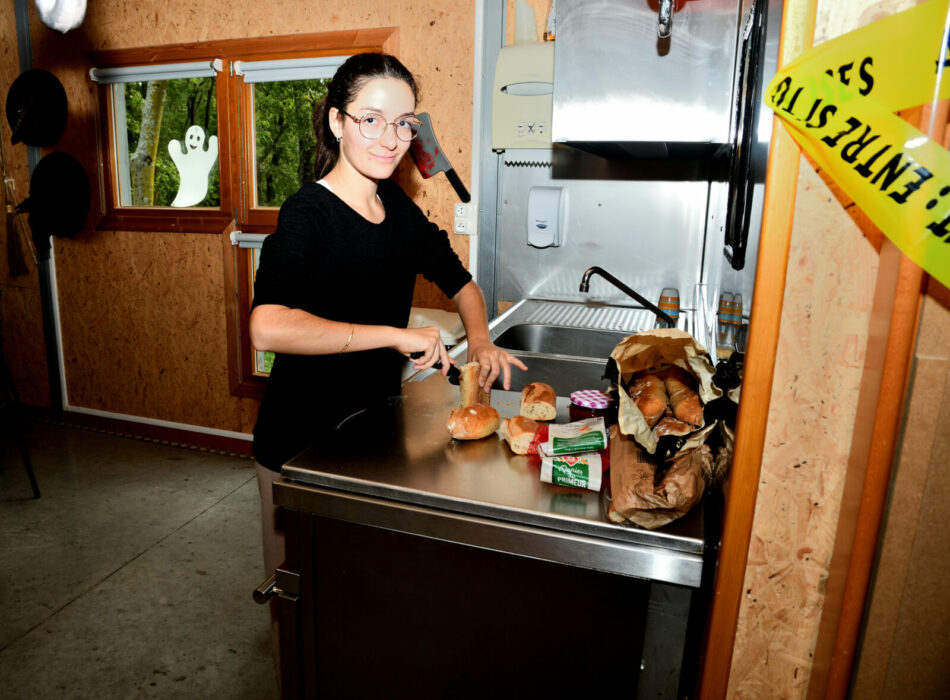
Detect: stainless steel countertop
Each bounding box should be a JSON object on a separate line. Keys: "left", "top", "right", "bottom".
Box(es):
{"left": 279, "top": 299, "right": 709, "bottom": 587}
{"left": 281, "top": 373, "right": 705, "bottom": 553}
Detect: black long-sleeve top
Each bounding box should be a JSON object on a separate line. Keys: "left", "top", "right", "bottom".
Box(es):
{"left": 251, "top": 179, "right": 471, "bottom": 471}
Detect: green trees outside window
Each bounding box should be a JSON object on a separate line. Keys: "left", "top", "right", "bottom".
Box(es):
{"left": 121, "top": 76, "right": 329, "bottom": 209}
{"left": 254, "top": 79, "right": 329, "bottom": 207}
{"left": 123, "top": 77, "right": 220, "bottom": 207}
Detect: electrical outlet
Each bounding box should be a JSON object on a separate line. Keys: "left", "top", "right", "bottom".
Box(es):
{"left": 453, "top": 202, "right": 474, "bottom": 235}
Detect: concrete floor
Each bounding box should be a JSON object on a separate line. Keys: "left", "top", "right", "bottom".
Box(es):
{"left": 0, "top": 420, "right": 278, "bottom": 699}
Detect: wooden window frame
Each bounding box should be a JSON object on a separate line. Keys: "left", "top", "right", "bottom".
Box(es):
{"left": 91, "top": 28, "right": 399, "bottom": 399}
{"left": 91, "top": 50, "right": 235, "bottom": 232}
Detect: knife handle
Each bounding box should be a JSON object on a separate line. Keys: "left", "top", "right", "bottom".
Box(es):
{"left": 444, "top": 169, "right": 470, "bottom": 203}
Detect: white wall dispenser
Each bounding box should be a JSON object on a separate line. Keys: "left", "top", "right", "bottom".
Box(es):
{"left": 527, "top": 186, "right": 567, "bottom": 248}
{"left": 491, "top": 41, "right": 555, "bottom": 151}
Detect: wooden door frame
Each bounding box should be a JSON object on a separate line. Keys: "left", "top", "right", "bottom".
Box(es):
{"left": 698, "top": 0, "right": 817, "bottom": 695}
{"left": 698, "top": 1, "right": 933, "bottom": 696}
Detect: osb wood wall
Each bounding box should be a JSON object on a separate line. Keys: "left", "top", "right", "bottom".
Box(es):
{"left": 726, "top": 0, "right": 922, "bottom": 697}
{"left": 851, "top": 284, "right": 950, "bottom": 698}
{"left": 4, "top": 1, "right": 478, "bottom": 431}
{"left": 0, "top": 3, "right": 47, "bottom": 408}
{"left": 727, "top": 157, "right": 880, "bottom": 698}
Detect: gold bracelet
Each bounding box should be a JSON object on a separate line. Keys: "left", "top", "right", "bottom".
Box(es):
{"left": 340, "top": 324, "right": 355, "bottom": 353}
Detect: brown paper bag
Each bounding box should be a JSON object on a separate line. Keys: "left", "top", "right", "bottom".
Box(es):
{"left": 607, "top": 425, "right": 712, "bottom": 530}
{"left": 610, "top": 329, "right": 720, "bottom": 455}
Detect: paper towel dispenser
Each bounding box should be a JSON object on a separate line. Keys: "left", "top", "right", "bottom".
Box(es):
{"left": 551, "top": 0, "right": 744, "bottom": 157}
{"left": 492, "top": 42, "right": 555, "bottom": 151}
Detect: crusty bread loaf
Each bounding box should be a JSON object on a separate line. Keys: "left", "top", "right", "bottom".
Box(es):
{"left": 520, "top": 382, "right": 557, "bottom": 421}
{"left": 628, "top": 372, "right": 668, "bottom": 427}
{"left": 459, "top": 362, "right": 491, "bottom": 407}
{"left": 447, "top": 404, "right": 501, "bottom": 440}
{"left": 500, "top": 415, "right": 540, "bottom": 455}
{"left": 652, "top": 415, "right": 694, "bottom": 439}
{"left": 662, "top": 366, "right": 703, "bottom": 427}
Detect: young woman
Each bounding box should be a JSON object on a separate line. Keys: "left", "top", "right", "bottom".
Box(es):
{"left": 250, "top": 53, "right": 525, "bottom": 576}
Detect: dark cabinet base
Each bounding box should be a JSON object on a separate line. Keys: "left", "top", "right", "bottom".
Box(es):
{"left": 281, "top": 510, "right": 701, "bottom": 699}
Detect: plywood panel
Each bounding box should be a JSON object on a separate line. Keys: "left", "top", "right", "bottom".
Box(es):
{"left": 851, "top": 291, "right": 950, "bottom": 699}
{"left": 0, "top": 2, "right": 49, "bottom": 407}
{"left": 54, "top": 230, "right": 248, "bottom": 429}
{"left": 878, "top": 362, "right": 950, "bottom": 698}
{"left": 727, "top": 159, "right": 879, "bottom": 698}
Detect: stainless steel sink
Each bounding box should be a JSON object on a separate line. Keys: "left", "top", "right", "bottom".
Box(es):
{"left": 408, "top": 300, "right": 643, "bottom": 389}
{"left": 491, "top": 354, "right": 611, "bottom": 395}
{"left": 493, "top": 324, "right": 631, "bottom": 360}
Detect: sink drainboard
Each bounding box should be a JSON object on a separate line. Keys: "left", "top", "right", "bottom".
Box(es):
{"left": 515, "top": 302, "right": 692, "bottom": 335}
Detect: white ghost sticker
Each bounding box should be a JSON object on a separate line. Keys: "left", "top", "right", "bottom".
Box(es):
{"left": 168, "top": 125, "right": 218, "bottom": 207}
{"left": 34, "top": 0, "right": 87, "bottom": 33}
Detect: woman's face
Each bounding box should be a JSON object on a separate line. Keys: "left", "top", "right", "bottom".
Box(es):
{"left": 331, "top": 77, "right": 416, "bottom": 182}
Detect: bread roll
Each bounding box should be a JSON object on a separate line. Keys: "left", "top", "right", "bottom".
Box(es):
{"left": 520, "top": 382, "right": 557, "bottom": 421}
{"left": 447, "top": 404, "right": 500, "bottom": 440}
{"left": 628, "top": 372, "right": 668, "bottom": 427}
{"left": 662, "top": 366, "right": 703, "bottom": 427}
{"left": 500, "top": 415, "right": 540, "bottom": 455}
{"left": 459, "top": 362, "right": 491, "bottom": 407}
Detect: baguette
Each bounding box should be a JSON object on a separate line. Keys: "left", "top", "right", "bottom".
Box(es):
{"left": 662, "top": 366, "right": 703, "bottom": 427}
{"left": 520, "top": 382, "right": 557, "bottom": 421}
{"left": 459, "top": 362, "right": 491, "bottom": 407}
{"left": 500, "top": 415, "right": 540, "bottom": 455}
{"left": 652, "top": 415, "right": 694, "bottom": 439}
{"left": 447, "top": 404, "right": 501, "bottom": 440}
{"left": 628, "top": 372, "right": 668, "bottom": 427}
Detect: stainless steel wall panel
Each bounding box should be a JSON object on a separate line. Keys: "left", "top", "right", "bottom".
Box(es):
{"left": 495, "top": 149, "right": 708, "bottom": 310}
{"left": 552, "top": 0, "right": 742, "bottom": 148}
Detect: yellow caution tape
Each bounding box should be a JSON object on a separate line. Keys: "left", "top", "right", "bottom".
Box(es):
{"left": 766, "top": 0, "right": 950, "bottom": 289}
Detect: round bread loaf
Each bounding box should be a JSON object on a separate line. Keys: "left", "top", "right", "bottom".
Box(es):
{"left": 447, "top": 403, "right": 501, "bottom": 440}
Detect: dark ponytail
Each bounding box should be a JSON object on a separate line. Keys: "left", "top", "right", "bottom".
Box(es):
{"left": 312, "top": 53, "right": 420, "bottom": 180}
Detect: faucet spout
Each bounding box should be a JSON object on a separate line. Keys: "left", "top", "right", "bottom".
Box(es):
{"left": 578, "top": 266, "right": 676, "bottom": 327}
{"left": 658, "top": 0, "right": 673, "bottom": 38}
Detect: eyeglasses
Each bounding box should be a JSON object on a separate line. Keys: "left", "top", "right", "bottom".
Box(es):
{"left": 338, "top": 109, "right": 421, "bottom": 142}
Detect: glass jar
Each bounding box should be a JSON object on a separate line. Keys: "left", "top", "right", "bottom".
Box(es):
{"left": 569, "top": 390, "right": 615, "bottom": 425}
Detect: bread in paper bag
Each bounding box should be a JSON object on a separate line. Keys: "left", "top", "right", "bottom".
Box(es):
{"left": 610, "top": 329, "right": 719, "bottom": 455}
{"left": 607, "top": 424, "right": 712, "bottom": 530}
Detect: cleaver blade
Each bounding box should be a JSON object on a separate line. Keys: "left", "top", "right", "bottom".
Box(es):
{"left": 409, "top": 112, "right": 470, "bottom": 203}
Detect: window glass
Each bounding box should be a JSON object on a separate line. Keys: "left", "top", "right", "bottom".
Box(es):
{"left": 117, "top": 77, "right": 220, "bottom": 207}
{"left": 253, "top": 78, "right": 329, "bottom": 207}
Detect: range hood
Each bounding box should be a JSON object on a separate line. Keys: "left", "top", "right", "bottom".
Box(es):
{"left": 552, "top": 0, "right": 744, "bottom": 158}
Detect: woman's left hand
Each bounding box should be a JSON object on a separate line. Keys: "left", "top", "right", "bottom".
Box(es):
{"left": 467, "top": 342, "right": 528, "bottom": 391}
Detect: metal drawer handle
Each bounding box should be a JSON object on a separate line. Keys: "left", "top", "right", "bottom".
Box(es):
{"left": 252, "top": 574, "right": 277, "bottom": 604}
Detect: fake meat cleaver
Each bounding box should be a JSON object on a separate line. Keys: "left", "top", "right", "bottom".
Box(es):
{"left": 409, "top": 112, "right": 470, "bottom": 203}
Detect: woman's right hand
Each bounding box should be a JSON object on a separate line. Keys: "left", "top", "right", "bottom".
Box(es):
{"left": 394, "top": 326, "right": 453, "bottom": 375}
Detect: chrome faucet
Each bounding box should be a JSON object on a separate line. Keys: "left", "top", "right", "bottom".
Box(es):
{"left": 579, "top": 266, "right": 676, "bottom": 327}
{"left": 658, "top": 0, "right": 673, "bottom": 39}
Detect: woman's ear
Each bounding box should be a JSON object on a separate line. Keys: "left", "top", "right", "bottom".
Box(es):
{"left": 328, "top": 107, "right": 343, "bottom": 141}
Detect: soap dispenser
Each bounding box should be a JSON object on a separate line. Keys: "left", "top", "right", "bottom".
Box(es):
{"left": 527, "top": 186, "right": 567, "bottom": 248}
